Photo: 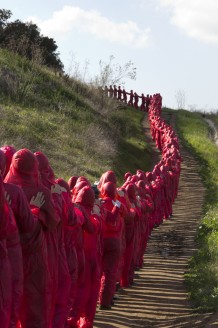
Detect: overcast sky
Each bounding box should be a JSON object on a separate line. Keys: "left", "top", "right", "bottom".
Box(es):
{"left": 1, "top": 0, "right": 218, "bottom": 111}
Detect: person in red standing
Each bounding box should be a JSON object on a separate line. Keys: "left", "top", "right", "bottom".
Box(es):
{"left": 67, "top": 178, "right": 95, "bottom": 328}
{"left": 109, "top": 85, "right": 113, "bottom": 98}
{"left": 133, "top": 92, "right": 139, "bottom": 109}
{"left": 136, "top": 180, "right": 154, "bottom": 268}
{"left": 145, "top": 94, "right": 151, "bottom": 112}
{"left": 117, "top": 86, "right": 122, "bottom": 101}
{"left": 116, "top": 187, "right": 136, "bottom": 288}
{"left": 139, "top": 93, "right": 146, "bottom": 111}
{"left": 122, "top": 88, "right": 127, "bottom": 103}
{"left": 0, "top": 149, "right": 45, "bottom": 328}
{"left": 34, "top": 151, "right": 72, "bottom": 328}
{"left": 0, "top": 175, "right": 13, "bottom": 328}
{"left": 5, "top": 148, "right": 58, "bottom": 328}
{"left": 0, "top": 149, "right": 22, "bottom": 328}
{"left": 124, "top": 182, "right": 142, "bottom": 284}
{"left": 113, "top": 85, "right": 118, "bottom": 99}
{"left": 72, "top": 186, "right": 101, "bottom": 328}
{"left": 55, "top": 178, "right": 79, "bottom": 326}
{"left": 98, "top": 182, "right": 123, "bottom": 310}
{"left": 127, "top": 90, "right": 134, "bottom": 107}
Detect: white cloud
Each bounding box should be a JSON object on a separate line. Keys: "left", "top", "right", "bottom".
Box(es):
{"left": 27, "top": 5, "right": 151, "bottom": 48}
{"left": 157, "top": 0, "right": 218, "bottom": 44}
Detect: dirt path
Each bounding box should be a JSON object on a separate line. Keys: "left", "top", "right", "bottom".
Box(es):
{"left": 93, "top": 112, "right": 215, "bottom": 328}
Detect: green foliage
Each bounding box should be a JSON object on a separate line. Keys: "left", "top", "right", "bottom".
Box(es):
{"left": 175, "top": 109, "right": 218, "bottom": 311}
{"left": 0, "top": 8, "right": 63, "bottom": 71}
{"left": 0, "top": 9, "right": 12, "bottom": 28}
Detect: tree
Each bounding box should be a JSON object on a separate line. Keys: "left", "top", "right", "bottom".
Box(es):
{"left": 0, "top": 9, "right": 12, "bottom": 28}
{"left": 0, "top": 9, "right": 64, "bottom": 72}
{"left": 175, "top": 89, "right": 186, "bottom": 109}
{"left": 93, "top": 55, "right": 136, "bottom": 88}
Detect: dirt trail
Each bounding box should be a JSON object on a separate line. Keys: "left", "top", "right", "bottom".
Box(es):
{"left": 94, "top": 112, "right": 216, "bottom": 328}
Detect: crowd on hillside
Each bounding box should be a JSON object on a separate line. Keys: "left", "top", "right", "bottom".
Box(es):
{"left": 0, "top": 94, "right": 181, "bottom": 328}
{"left": 104, "top": 85, "right": 152, "bottom": 111}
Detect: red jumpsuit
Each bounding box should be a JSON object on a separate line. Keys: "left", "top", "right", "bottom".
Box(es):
{"left": 99, "top": 182, "right": 122, "bottom": 308}
{"left": 5, "top": 148, "right": 58, "bottom": 328}
{"left": 74, "top": 186, "right": 101, "bottom": 328}
{"left": 55, "top": 179, "right": 78, "bottom": 320}
{"left": 0, "top": 145, "right": 16, "bottom": 178}
{"left": 116, "top": 188, "right": 135, "bottom": 288}
{"left": 34, "top": 151, "right": 72, "bottom": 328}
{"left": 0, "top": 177, "right": 14, "bottom": 328}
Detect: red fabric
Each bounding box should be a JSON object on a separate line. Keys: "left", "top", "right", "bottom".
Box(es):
{"left": 0, "top": 178, "right": 12, "bottom": 328}
{"left": 74, "top": 214, "right": 101, "bottom": 324}
{"left": 0, "top": 145, "right": 16, "bottom": 178}
{"left": 69, "top": 199, "right": 95, "bottom": 323}
{"left": 34, "top": 151, "right": 71, "bottom": 328}
{"left": 98, "top": 170, "right": 117, "bottom": 191}
{"left": 5, "top": 149, "right": 58, "bottom": 328}
{"left": 99, "top": 238, "right": 121, "bottom": 307}
{"left": 68, "top": 176, "right": 79, "bottom": 191}
{"left": 100, "top": 182, "right": 116, "bottom": 199}
{"left": 72, "top": 181, "right": 90, "bottom": 202}
{"left": 74, "top": 186, "right": 95, "bottom": 210}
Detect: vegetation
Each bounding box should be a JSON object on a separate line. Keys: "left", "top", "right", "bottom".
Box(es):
{"left": 175, "top": 109, "right": 218, "bottom": 311}
{"left": 0, "top": 9, "right": 63, "bottom": 72}
{"left": 2, "top": 5, "right": 217, "bottom": 312}
{"left": 0, "top": 48, "right": 151, "bottom": 185}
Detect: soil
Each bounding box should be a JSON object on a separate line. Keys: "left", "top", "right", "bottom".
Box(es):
{"left": 94, "top": 111, "right": 218, "bottom": 328}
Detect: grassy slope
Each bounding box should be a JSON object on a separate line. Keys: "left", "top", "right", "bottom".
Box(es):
{"left": 175, "top": 109, "right": 218, "bottom": 311}
{"left": 1, "top": 47, "right": 218, "bottom": 311}
{"left": 0, "top": 48, "right": 151, "bottom": 185}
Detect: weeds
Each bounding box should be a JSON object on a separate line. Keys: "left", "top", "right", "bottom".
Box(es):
{"left": 175, "top": 109, "right": 218, "bottom": 311}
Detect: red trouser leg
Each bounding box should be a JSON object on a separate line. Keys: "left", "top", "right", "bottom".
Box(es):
{"left": 8, "top": 244, "right": 23, "bottom": 328}
{"left": 0, "top": 257, "right": 12, "bottom": 328}
{"left": 99, "top": 238, "right": 121, "bottom": 307}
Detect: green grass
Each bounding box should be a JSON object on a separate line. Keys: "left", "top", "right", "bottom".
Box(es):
{"left": 175, "top": 109, "right": 218, "bottom": 311}
{"left": 0, "top": 48, "right": 151, "bottom": 184}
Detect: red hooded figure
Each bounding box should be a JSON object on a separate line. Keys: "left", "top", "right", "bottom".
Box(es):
{"left": 67, "top": 180, "right": 95, "bottom": 328}
{"left": 0, "top": 145, "right": 16, "bottom": 178}
{"left": 73, "top": 186, "right": 101, "bottom": 328}
{"left": 5, "top": 148, "right": 58, "bottom": 328}
{"left": 0, "top": 149, "right": 23, "bottom": 328}
{"left": 34, "top": 151, "right": 71, "bottom": 328}
{"left": 98, "top": 182, "right": 122, "bottom": 309}
{"left": 0, "top": 175, "right": 14, "bottom": 328}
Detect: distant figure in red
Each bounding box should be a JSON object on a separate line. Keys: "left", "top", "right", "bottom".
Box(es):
{"left": 146, "top": 94, "right": 151, "bottom": 112}
{"left": 117, "top": 86, "right": 122, "bottom": 101}
{"left": 140, "top": 93, "right": 146, "bottom": 111}
{"left": 134, "top": 92, "right": 139, "bottom": 109}
{"left": 113, "top": 85, "right": 118, "bottom": 99}
{"left": 122, "top": 89, "right": 127, "bottom": 103}
{"left": 109, "top": 85, "right": 113, "bottom": 98}
{"left": 127, "top": 90, "right": 134, "bottom": 107}
{"left": 104, "top": 86, "right": 109, "bottom": 97}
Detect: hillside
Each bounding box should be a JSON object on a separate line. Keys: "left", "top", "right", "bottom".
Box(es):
{"left": 1, "top": 48, "right": 218, "bottom": 324}
{"left": 0, "top": 48, "right": 151, "bottom": 184}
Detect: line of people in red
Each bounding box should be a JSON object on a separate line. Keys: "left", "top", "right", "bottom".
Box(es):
{"left": 0, "top": 94, "right": 181, "bottom": 328}
{"left": 104, "top": 85, "right": 152, "bottom": 111}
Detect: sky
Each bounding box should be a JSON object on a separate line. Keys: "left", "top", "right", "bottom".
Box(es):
{"left": 1, "top": 0, "right": 218, "bottom": 112}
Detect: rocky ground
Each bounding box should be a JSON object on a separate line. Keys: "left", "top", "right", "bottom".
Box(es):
{"left": 93, "top": 112, "right": 218, "bottom": 328}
